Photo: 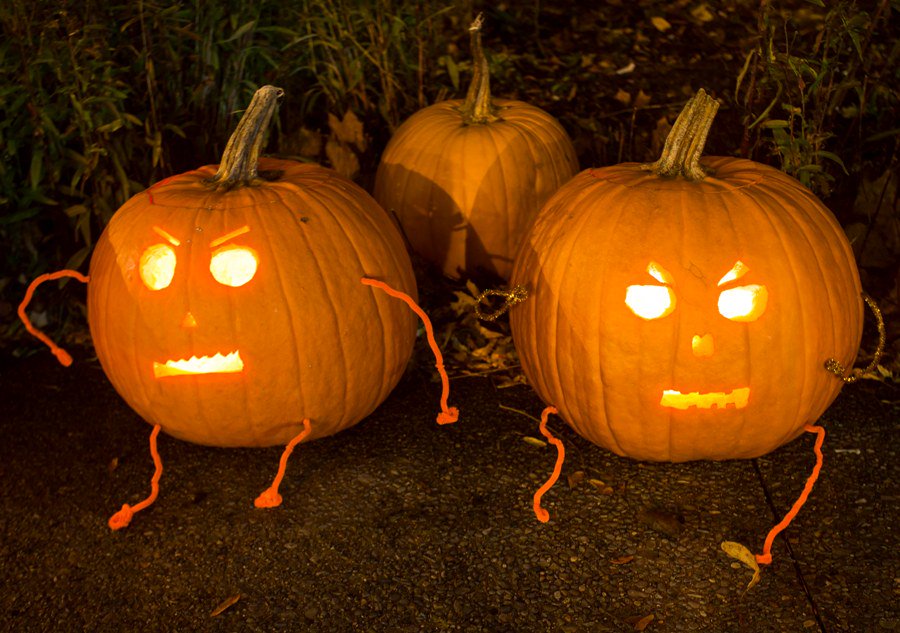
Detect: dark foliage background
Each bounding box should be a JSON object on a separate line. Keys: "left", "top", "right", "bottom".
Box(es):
{"left": 1, "top": 0, "right": 897, "bottom": 373}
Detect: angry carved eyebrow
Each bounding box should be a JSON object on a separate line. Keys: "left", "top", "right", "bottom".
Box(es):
{"left": 717, "top": 261, "right": 750, "bottom": 286}
{"left": 152, "top": 226, "right": 181, "bottom": 246}
{"left": 210, "top": 225, "right": 251, "bottom": 248}
{"left": 646, "top": 261, "right": 674, "bottom": 285}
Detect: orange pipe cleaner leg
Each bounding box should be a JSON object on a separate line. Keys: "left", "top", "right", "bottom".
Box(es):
{"left": 533, "top": 406, "right": 564, "bottom": 523}
{"left": 755, "top": 424, "right": 826, "bottom": 565}
{"left": 255, "top": 419, "right": 312, "bottom": 509}
{"left": 18, "top": 270, "right": 90, "bottom": 366}
{"left": 360, "top": 277, "right": 459, "bottom": 425}
{"left": 109, "top": 424, "right": 163, "bottom": 530}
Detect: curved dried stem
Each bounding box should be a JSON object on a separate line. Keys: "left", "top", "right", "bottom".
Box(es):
{"left": 207, "top": 85, "right": 284, "bottom": 190}
{"left": 458, "top": 13, "right": 499, "bottom": 125}
{"left": 643, "top": 88, "right": 720, "bottom": 181}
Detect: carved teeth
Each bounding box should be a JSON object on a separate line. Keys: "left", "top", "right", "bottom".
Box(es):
{"left": 660, "top": 387, "right": 750, "bottom": 410}
{"left": 153, "top": 351, "right": 243, "bottom": 378}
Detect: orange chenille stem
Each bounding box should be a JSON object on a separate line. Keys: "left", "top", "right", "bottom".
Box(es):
{"left": 18, "top": 270, "right": 90, "bottom": 366}
{"left": 361, "top": 277, "right": 459, "bottom": 425}
{"left": 109, "top": 424, "right": 163, "bottom": 530}
{"left": 255, "top": 419, "right": 312, "bottom": 508}
{"left": 533, "top": 406, "right": 564, "bottom": 523}
{"left": 756, "top": 424, "right": 826, "bottom": 565}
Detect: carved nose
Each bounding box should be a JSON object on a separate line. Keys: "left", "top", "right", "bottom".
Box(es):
{"left": 692, "top": 333, "right": 714, "bottom": 357}
{"left": 181, "top": 312, "right": 198, "bottom": 328}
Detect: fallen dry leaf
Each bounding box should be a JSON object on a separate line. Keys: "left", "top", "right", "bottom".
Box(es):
{"left": 634, "top": 89, "right": 652, "bottom": 109}
{"left": 324, "top": 139, "right": 359, "bottom": 180}
{"left": 691, "top": 4, "right": 715, "bottom": 22}
{"left": 327, "top": 110, "right": 367, "bottom": 151}
{"left": 588, "top": 478, "right": 615, "bottom": 495}
{"left": 650, "top": 16, "right": 671, "bottom": 32}
{"left": 610, "top": 555, "right": 635, "bottom": 565}
{"left": 523, "top": 436, "right": 548, "bottom": 448}
{"left": 614, "top": 89, "right": 632, "bottom": 106}
{"left": 721, "top": 541, "right": 761, "bottom": 592}
{"left": 567, "top": 471, "right": 585, "bottom": 488}
{"left": 637, "top": 507, "right": 684, "bottom": 537}
{"left": 635, "top": 614, "right": 655, "bottom": 631}
{"left": 210, "top": 593, "right": 241, "bottom": 617}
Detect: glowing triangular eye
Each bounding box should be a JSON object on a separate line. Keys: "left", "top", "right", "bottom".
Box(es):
{"left": 718, "top": 285, "right": 768, "bottom": 321}
{"left": 210, "top": 245, "right": 258, "bottom": 287}
{"left": 140, "top": 244, "right": 176, "bottom": 290}
{"left": 625, "top": 285, "right": 676, "bottom": 320}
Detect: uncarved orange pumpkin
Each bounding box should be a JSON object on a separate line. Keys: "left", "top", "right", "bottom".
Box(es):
{"left": 509, "top": 90, "right": 863, "bottom": 462}
{"left": 87, "top": 86, "right": 417, "bottom": 447}
{"left": 374, "top": 16, "right": 578, "bottom": 281}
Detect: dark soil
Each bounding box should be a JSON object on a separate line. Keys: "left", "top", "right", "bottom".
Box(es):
{"left": 1, "top": 350, "right": 897, "bottom": 632}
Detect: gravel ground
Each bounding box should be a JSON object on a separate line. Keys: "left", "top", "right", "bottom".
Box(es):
{"left": 1, "top": 350, "right": 897, "bottom": 632}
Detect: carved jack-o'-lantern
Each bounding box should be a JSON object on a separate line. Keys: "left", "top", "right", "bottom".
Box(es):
{"left": 19, "top": 86, "right": 458, "bottom": 528}
{"left": 17, "top": 87, "right": 415, "bottom": 451}
{"left": 83, "top": 88, "right": 418, "bottom": 449}
{"left": 509, "top": 90, "right": 865, "bottom": 462}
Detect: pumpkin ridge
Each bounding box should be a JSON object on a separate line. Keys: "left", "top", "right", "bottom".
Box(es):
{"left": 304, "top": 179, "right": 395, "bottom": 417}
{"left": 696, "top": 185, "right": 744, "bottom": 459}
{"left": 709, "top": 188, "right": 753, "bottom": 459}
{"left": 383, "top": 114, "right": 454, "bottom": 258}
{"left": 291, "top": 188, "right": 357, "bottom": 433}
{"left": 309, "top": 175, "right": 414, "bottom": 419}
{"left": 547, "top": 182, "right": 608, "bottom": 449}
{"left": 502, "top": 120, "right": 573, "bottom": 262}
{"left": 762, "top": 180, "right": 860, "bottom": 436}
{"left": 592, "top": 183, "right": 636, "bottom": 458}
{"left": 483, "top": 125, "right": 514, "bottom": 271}
{"left": 741, "top": 184, "right": 817, "bottom": 453}
{"left": 246, "top": 197, "right": 304, "bottom": 444}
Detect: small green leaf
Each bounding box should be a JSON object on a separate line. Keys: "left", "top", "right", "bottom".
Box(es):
{"left": 816, "top": 151, "right": 848, "bottom": 173}
{"left": 221, "top": 20, "right": 256, "bottom": 43}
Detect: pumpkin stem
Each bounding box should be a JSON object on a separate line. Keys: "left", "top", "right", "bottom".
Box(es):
{"left": 644, "top": 88, "right": 719, "bottom": 181}
{"left": 207, "top": 85, "right": 284, "bottom": 191}
{"left": 458, "top": 13, "right": 499, "bottom": 125}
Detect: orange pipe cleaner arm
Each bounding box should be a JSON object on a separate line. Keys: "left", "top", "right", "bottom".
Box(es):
{"left": 255, "top": 419, "right": 312, "bottom": 509}
{"left": 533, "top": 406, "right": 564, "bottom": 523}
{"left": 756, "top": 424, "right": 826, "bottom": 565}
{"left": 109, "top": 424, "right": 163, "bottom": 530}
{"left": 18, "top": 270, "right": 90, "bottom": 366}
{"left": 360, "top": 277, "right": 459, "bottom": 425}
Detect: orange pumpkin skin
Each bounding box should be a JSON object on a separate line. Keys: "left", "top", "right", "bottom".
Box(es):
{"left": 87, "top": 157, "right": 417, "bottom": 447}
{"left": 374, "top": 98, "right": 578, "bottom": 281}
{"left": 509, "top": 157, "right": 863, "bottom": 462}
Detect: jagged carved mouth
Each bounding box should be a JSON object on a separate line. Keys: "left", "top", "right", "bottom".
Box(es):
{"left": 660, "top": 387, "right": 750, "bottom": 410}
{"left": 153, "top": 351, "right": 244, "bottom": 378}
